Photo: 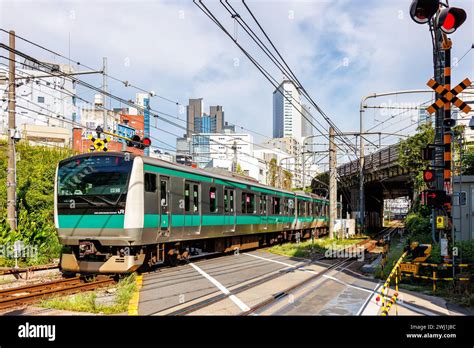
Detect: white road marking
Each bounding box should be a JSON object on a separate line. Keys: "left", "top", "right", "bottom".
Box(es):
{"left": 189, "top": 262, "right": 250, "bottom": 312}
{"left": 246, "top": 253, "right": 375, "bottom": 295}
{"left": 243, "top": 252, "right": 318, "bottom": 274}
{"left": 357, "top": 282, "right": 382, "bottom": 316}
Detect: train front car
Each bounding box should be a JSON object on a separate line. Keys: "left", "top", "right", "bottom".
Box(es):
{"left": 55, "top": 152, "right": 146, "bottom": 274}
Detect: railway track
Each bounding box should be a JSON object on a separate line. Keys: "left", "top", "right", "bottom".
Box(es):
{"left": 0, "top": 275, "right": 115, "bottom": 311}
{"left": 164, "top": 238, "right": 374, "bottom": 316}
{"left": 0, "top": 263, "right": 59, "bottom": 277}
{"left": 373, "top": 223, "right": 403, "bottom": 241}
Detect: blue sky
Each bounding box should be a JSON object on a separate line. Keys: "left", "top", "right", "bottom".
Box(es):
{"left": 1, "top": 0, "right": 473, "bottom": 163}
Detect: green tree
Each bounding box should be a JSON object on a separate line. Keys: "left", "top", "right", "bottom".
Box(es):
{"left": 398, "top": 122, "right": 435, "bottom": 193}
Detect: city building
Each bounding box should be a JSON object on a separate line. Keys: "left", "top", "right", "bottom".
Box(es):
{"left": 150, "top": 148, "right": 174, "bottom": 162}
{"left": 272, "top": 80, "right": 303, "bottom": 143}
{"left": 301, "top": 104, "right": 315, "bottom": 152}
{"left": 418, "top": 108, "right": 432, "bottom": 126}
{"left": 191, "top": 132, "right": 254, "bottom": 169}
{"left": 186, "top": 98, "right": 224, "bottom": 137}
{"left": 454, "top": 85, "right": 474, "bottom": 147}
{"left": 72, "top": 93, "right": 147, "bottom": 155}
{"left": 0, "top": 61, "right": 77, "bottom": 146}
{"left": 263, "top": 137, "right": 301, "bottom": 157}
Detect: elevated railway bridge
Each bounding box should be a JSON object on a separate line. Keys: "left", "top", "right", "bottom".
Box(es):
{"left": 333, "top": 143, "right": 412, "bottom": 232}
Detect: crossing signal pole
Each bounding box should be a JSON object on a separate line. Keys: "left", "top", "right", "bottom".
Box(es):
{"left": 409, "top": 0, "right": 468, "bottom": 254}
{"left": 7, "top": 30, "right": 17, "bottom": 231}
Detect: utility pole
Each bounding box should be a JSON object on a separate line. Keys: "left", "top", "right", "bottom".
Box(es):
{"left": 231, "top": 140, "right": 237, "bottom": 172}
{"left": 329, "top": 127, "right": 337, "bottom": 239}
{"left": 102, "top": 57, "right": 108, "bottom": 132}
{"left": 7, "top": 30, "right": 17, "bottom": 231}
{"left": 301, "top": 145, "right": 305, "bottom": 191}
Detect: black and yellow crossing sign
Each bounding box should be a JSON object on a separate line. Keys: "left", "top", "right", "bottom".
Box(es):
{"left": 426, "top": 77, "right": 472, "bottom": 114}
{"left": 88, "top": 134, "right": 111, "bottom": 152}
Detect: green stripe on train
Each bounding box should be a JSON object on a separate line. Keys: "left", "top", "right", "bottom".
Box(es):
{"left": 58, "top": 215, "right": 125, "bottom": 228}
{"left": 144, "top": 164, "right": 213, "bottom": 183}
{"left": 59, "top": 214, "right": 328, "bottom": 229}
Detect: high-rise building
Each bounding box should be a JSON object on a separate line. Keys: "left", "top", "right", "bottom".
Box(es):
{"left": 273, "top": 80, "right": 303, "bottom": 143}
{"left": 301, "top": 104, "right": 314, "bottom": 151}
{"left": 209, "top": 105, "right": 224, "bottom": 133}
{"left": 186, "top": 98, "right": 203, "bottom": 137}
{"left": 186, "top": 98, "right": 225, "bottom": 136}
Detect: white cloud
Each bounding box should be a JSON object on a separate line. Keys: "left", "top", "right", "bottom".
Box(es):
{"left": 1, "top": 0, "right": 473, "bottom": 158}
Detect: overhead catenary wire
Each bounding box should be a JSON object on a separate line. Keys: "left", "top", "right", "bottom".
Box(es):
{"left": 0, "top": 53, "right": 314, "bottom": 168}
{"left": 237, "top": 0, "right": 357, "bottom": 154}
{"left": 193, "top": 0, "right": 356, "bottom": 161}
{"left": 0, "top": 28, "right": 298, "bottom": 154}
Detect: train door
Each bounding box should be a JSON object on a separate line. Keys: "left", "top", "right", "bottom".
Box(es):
{"left": 191, "top": 182, "right": 201, "bottom": 235}
{"left": 224, "top": 188, "right": 236, "bottom": 232}
{"left": 284, "top": 196, "right": 291, "bottom": 229}
{"left": 144, "top": 172, "right": 159, "bottom": 229}
{"left": 159, "top": 176, "right": 170, "bottom": 235}
{"left": 260, "top": 194, "right": 268, "bottom": 230}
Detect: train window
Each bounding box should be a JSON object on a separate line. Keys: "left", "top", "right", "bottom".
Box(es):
{"left": 160, "top": 180, "right": 168, "bottom": 208}
{"left": 184, "top": 183, "right": 190, "bottom": 212}
{"left": 229, "top": 190, "right": 234, "bottom": 213}
{"left": 144, "top": 173, "right": 157, "bottom": 192}
{"left": 288, "top": 199, "right": 294, "bottom": 215}
{"left": 273, "top": 197, "right": 280, "bottom": 215}
{"left": 224, "top": 189, "right": 229, "bottom": 213}
{"left": 209, "top": 187, "right": 217, "bottom": 213}
{"left": 193, "top": 184, "right": 199, "bottom": 212}
{"left": 260, "top": 194, "right": 267, "bottom": 214}
{"left": 246, "top": 193, "right": 255, "bottom": 214}
{"left": 241, "top": 192, "right": 255, "bottom": 214}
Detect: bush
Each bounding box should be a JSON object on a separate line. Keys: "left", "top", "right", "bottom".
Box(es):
{"left": 0, "top": 141, "right": 74, "bottom": 266}
{"left": 405, "top": 212, "right": 432, "bottom": 243}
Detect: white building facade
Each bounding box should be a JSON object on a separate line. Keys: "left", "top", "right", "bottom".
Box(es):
{"left": 0, "top": 62, "right": 77, "bottom": 146}
{"left": 273, "top": 80, "right": 303, "bottom": 143}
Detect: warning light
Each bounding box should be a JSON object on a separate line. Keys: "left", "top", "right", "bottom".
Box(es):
{"left": 438, "top": 7, "right": 467, "bottom": 34}
{"left": 423, "top": 170, "right": 435, "bottom": 182}
{"left": 409, "top": 0, "right": 440, "bottom": 24}
{"left": 142, "top": 137, "right": 151, "bottom": 147}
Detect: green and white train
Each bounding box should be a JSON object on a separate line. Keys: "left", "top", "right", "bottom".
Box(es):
{"left": 54, "top": 152, "right": 330, "bottom": 274}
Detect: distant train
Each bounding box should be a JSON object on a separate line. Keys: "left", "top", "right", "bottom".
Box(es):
{"left": 54, "top": 152, "right": 330, "bottom": 274}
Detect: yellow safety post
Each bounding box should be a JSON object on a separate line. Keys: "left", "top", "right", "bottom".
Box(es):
{"left": 433, "top": 270, "right": 436, "bottom": 292}
{"left": 381, "top": 292, "right": 399, "bottom": 316}
{"left": 379, "top": 251, "right": 407, "bottom": 315}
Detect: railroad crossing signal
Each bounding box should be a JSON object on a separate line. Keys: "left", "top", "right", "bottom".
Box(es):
{"left": 426, "top": 77, "right": 472, "bottom": 114}
{"left": 424, "top": 189, "right": 449, "bottom": 208}
{"left": 423, "top": 169, "right": 435, "bottom": 183}
{"left": 88, "top": 134, "right": 111, "bottom": 152}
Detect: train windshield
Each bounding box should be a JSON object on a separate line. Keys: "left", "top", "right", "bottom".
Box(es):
{"left": 57, "top": 155, "right": 132, "bottom": 197}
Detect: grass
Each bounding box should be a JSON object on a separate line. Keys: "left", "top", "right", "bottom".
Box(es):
{"left": 268, "top": 237, "right": 366, "bottom": 259}
{"left": 375, "top": 241, "right": 405, "bottom": 279}
{"left": 39, "top": 274, "right": 137, "bottom": 314}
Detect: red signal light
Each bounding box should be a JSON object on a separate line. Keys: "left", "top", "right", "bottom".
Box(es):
{"left": 438, "top": 7, "right": 467, "bottom": 34}
{"left": 423, "top": 170, "right": 435, "bottom": 182}
{"left": 142, "top": 137, "right": 151, "bottom": 147}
